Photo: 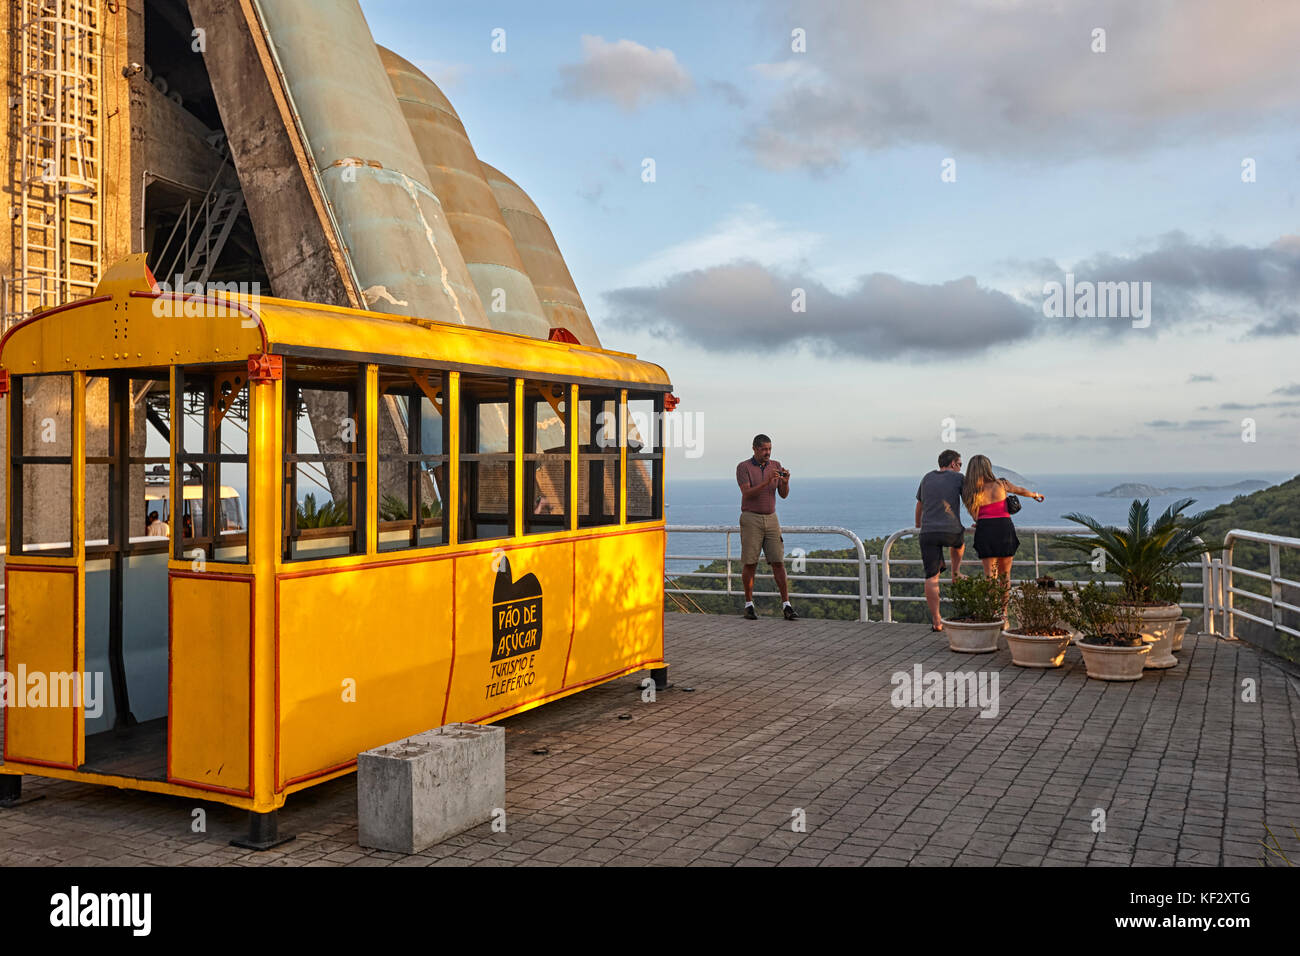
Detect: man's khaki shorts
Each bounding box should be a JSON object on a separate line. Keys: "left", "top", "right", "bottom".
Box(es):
{"left": 740, "top": 511, "right": 783, "bottom": 565}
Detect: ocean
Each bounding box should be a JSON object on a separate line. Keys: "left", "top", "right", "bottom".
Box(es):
{"left": 665, "top": 471, "right": 1295, "bottom": 563}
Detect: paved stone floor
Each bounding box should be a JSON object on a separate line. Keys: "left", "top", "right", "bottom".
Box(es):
{"left": 3, "top": 614, "right": 1299, "bottom": 866}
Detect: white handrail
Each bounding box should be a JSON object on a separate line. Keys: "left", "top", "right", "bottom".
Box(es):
{"left": 878, "top": 526, "right": 1213, "bottom": 623}
{"left": 665, "top": 525, "right": 872, "bottom": 621}
{"left": 1217, "top": 530, "right": 1300, "bottom": 642}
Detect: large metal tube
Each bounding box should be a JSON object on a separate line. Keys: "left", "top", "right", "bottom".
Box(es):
{"left": 479, "top": 162, "right": 600, "bottom": 347}
{"left": 249, "top": 0, "right": 485, "bottom": 327}
{"left": 379, "top": 47, "right": 550, "bottom": 340}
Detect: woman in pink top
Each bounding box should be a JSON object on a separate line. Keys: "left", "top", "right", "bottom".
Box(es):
{"left": 961, "top": 455, "right": 1044, "bottom": 582}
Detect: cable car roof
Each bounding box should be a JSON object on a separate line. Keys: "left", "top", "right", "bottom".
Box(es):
{"left": 1, "top": 256, "right": 672, "bottom": 391}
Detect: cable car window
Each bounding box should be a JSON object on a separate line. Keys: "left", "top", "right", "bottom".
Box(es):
{"left": 626, "top": 392, "right": 664, "bottom": 522}
{"left": 176, "top": 366, "right": 250, "bottom": 563}
{"left": 377, "top": 367, "right": 448, "bottom": 552}
{"left": 283, "top": 361, "right": 365, "bottom": 560}
{"left": 524, "top": 380, "right": 569, "bottom": 534}
{"left": 9, "top": 374, "right": 73, "bottom": 555}
{"left": 577, "top": 389, "right": 621, "bottom": 527}
{"left": 458, "top": 375, "right": 514, "bottom": 542}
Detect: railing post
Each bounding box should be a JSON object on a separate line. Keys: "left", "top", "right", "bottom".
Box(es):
{"left": 1223, "top": 540, "right": 1235, "bottom": 641}
{"left": 857, "top": 548, "right": 869, "bottom": 623}
{"left": 1269, "top": 543, "right": 1283, "bottom": 631}
{"left": 869, "top": 554, "right": 879, "bottom": 607}
{"left": 1033, "top": 532, "right": 1040, "bottom": 579}
{"left": 882, "top": 534, "right": 894, "bottom": 623}
{"left": 1203, "top": 556, "right": 1217, "bottom": 635}
{"left": 725, "top": 531, "right": 732, "bottom": 596}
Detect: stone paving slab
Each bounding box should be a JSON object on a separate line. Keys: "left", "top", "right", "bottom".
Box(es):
{"left": 2, "top": 614, "right": 1299, "bottom": 866}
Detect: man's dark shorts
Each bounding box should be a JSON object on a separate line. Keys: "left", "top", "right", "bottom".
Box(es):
{"left": 920, "top": 530, "right": 965, "bottom": 579}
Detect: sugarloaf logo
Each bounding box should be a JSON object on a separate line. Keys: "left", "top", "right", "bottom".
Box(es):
{"left": 491, "top": 556, "right": 543, "bottom": 662}
{"left": 485, "top": 556, "right": 544, "bottom": 700}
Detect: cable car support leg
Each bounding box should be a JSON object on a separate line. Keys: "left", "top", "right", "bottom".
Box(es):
{"left": 0, "top": 774, "right": 45, "bottom": 808}
{"left": 230, "top": 810, "right": 296, "bottom": 851}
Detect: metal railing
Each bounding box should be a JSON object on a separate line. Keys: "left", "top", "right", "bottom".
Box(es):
{"left": 665, "top": 525, "right": 875, "bottom": 621}
{"left": 1206, "top": 530, "right": 1300, "bottom": 642}
{"left": 880, "top": 525, "right": 1214, "bottom": 624}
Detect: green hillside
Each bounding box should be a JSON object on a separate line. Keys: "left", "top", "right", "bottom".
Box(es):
{"left": 1201, "top": 473, "right": 1300, "bottom": 540}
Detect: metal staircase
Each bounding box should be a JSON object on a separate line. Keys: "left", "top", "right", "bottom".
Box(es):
{"left": 153, "top": 157, "right": 247, "bottom": 289}
{"left": 5, "top": 0, "right": 102, "bottom": 330}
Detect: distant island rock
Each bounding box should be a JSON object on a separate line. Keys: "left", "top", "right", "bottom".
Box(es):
{"left": 991, "top": 465, "right": 1030, "bottom": 486}
{"left": 1097, "top": 479, "right": 1270, "bottom": 498}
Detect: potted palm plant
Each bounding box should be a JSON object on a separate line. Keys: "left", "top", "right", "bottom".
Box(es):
{"left": 1003, "top": 580, "right": 1073, "bottom": 667}
{"left": 941, "top": 574, "right": 1008, "bottom": 653}
{"left": 1060, "top": 582, "right": 1150, "bottom": 680}
{"left": 1055, "top": 498, "right": 1215, "bottom": 670}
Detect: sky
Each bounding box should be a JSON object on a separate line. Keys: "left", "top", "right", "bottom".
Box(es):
{"left": 358, "top": 0, "right": 1300, "bottom": 479}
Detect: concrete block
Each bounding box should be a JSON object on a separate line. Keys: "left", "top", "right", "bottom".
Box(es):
{"left": 357, "top": 723, "right": 505, "bottom": 854}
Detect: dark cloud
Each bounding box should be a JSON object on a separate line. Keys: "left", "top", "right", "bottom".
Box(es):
{"left": 1031, "top": 233, "right": 1300, "bottom": 333}
{"left": 603, "top": 260, "right": 1037, "bottom": 359}
{"left": 1146, "top": 419, "right": 1229, "bottom": 430}
{"left": 1187, "top": 373, "right": 1216, "bottom": 383}
{"left": 876, "top": 436, "right": 911, "bottom": 443}
{"left": 1247, "top": 313, "right": 1300, "bottom": 337}
{"left": 1274, "top": 384, "right": 1300, "bottom": 395}
{"left": 745, "top": 0, "right": 1300, "bottom": 170}
{"left": 1204, "top": 399, "right": 1300, "bottom": 410}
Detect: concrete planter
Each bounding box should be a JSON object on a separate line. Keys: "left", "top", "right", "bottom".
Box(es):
{"left": 1002, "top": 629, "right": 1072, "bottom": 668}
{"left": 1171, "top": 616, "right": 1191, "bottom": 652}
{"left": 1040, "top": 589, "right": 1083, "bottom": 644}
{"left": 940, "top": 618, "right": 1004, "bottom": 653}
{"left": 1077, "top": 639, "right": 1151, "bottom": 681}
{"left": 1129, "top": 603, "right": 1182, "bottom": 670}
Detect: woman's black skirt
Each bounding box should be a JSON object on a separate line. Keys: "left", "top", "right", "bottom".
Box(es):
{"left": 974, "top": 516, "right": 1020, "bottom": 559}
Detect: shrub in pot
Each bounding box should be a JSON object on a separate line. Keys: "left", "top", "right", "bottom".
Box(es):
{"left": 1060, "top": 582, "right": 1150, "bottom": 680}
{"left": 1004, "top": 581, "right": 1073, "bottom": 668}
{"left": 941, "top": 573, "right": 1008, "bottom": 653}
{"left": 1056, "top": 498, "right": 1217, "bottom": 670}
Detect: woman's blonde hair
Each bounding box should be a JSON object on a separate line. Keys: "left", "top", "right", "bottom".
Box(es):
{"left": 962, "top": 454, "right": 998, "bottom": 512}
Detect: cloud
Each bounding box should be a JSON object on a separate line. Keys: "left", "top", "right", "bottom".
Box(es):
{"left": 411, "top": 59, "right": 467, "bottom": 89}
{"left": 710, "top": 80, "right": 748, "bottom": 108}
{"left": 613, "top": 205, "right": 823, "bottom": 288}
{"left": 603, "top": 260, "right": 1038, "bottom": 359}
{"left": 1246, "top": 313, "right": 1300, "bottom": 337}
{"left": 1146, "top": 419, "right": 1229, "bottom": 430}
{"left": 1027, "top": 232, "right": 1300, "bottom": 334}
{"left": 744, "top": 0, "right": 1300, "bottom": 170}
{"left": 1187, "top": 373, "right": 1215, "bottom": 383}
{"left": 876, "top": 436, "right": 911, "bottom": 443}
{"left": 1274, "top": 384, "right": 1300, "bottom": 395}
{"left": 1203, "top": 399, "right": 1300, "bottom": 410}
{"left": 557, "top": 35, "right": 692, "bottom": 112}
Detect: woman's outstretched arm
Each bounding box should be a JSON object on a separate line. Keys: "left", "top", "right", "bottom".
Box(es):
{"left": 1004, "top": 480, "right": 1044, "bottom": 501}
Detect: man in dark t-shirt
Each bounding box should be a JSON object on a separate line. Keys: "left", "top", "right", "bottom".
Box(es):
{"left": 915, "top": 449, "right": 966, "bottom": 630}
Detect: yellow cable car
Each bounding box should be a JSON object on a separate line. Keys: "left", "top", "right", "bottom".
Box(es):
{"left": 0, "top": 257, "right": 671, "bottom": 846}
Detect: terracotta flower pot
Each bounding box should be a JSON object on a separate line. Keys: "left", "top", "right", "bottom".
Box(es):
{"left": 1171, "top": 617, "right": 1190, "bottom": 652}
{"left": 1128, "top": 603, "right": 1182, "bottom": 669}
{"left": 940, "top": 618, "right": 1003, "bottom": 653}
{"left": 1077, "top": 639, "right": 1151, "bottom": 681}
{"left": 1003, "top": 629, "right": 1071, "bottom": 668}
